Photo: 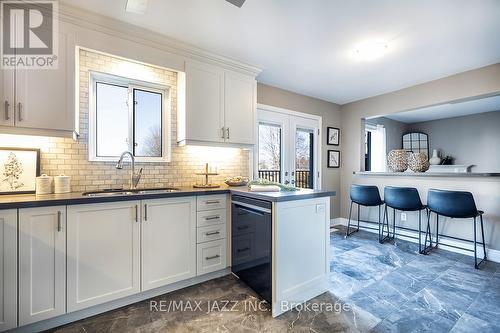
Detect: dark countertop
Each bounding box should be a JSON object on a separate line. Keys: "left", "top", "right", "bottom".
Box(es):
{"left": 0, "top": 186, "right": 336, "bottom": 210}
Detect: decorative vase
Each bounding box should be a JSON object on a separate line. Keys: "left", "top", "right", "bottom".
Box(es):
{"left": 429, "top": 149, "right": 441, "bottom": 165}
{"left": 408, "top": 153, "right": 430, "bottom": 172}
{"left": 387, "top": 149, "right": 408, "bottom": 172}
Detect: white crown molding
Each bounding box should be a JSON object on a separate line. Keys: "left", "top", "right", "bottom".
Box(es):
{"left": 57, "top": 3, "right": 262, "bottom": 76}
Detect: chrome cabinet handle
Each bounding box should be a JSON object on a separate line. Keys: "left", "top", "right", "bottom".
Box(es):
{"left": 135, "top": 205, "right": 139, "bottom": 222}
{"left": 237, "top": 226, "right": 249, "bottom": 230}
{"left": 17, "top": 102, "right": 22, "bottom": 121}
{"left": 226, "top": 127, "right": 230, "bottom": 140}
{"left": 4, "top": 101, "right": 9, "bottom": 120}
{"left": 205, "top": 200, "right": 220, "bottom": 205}
{"left": 221, "top": 127, "right": 226, "bottom": 139}
{"left": 144, "top": 204, "right": 148, "bottom": 221}
{"left": 205, "top": 254, "right": 220, "bottom": 260}
{"left": 291, "top": 180, "right": 295, "bottom": 185}
{"left": 205, "top": 231, "right": 220, "bottom": 236}
{"left": 205, "top": 215, "right": 220, "bottom": 221}
{"left": 57, "top": 211, "right": 62, "bottom": 232}
{"left": 284, "top": 180, "right": 290, "bottom": 185}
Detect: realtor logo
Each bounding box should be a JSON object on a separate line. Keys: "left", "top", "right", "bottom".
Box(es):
{"left": 1, "top": 0, "right": 58, "bottom": 69}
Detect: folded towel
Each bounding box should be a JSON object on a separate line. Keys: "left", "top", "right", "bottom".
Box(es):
{"left": 249, "top": 185, "right": 281, "bottom": 192}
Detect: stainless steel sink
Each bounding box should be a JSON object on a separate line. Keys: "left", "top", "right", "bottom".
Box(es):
{"left": 82, "top": 188, "right": 180, "bottom": 197}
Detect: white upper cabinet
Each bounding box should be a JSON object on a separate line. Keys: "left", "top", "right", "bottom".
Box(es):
{"left": 0, "top": 69, "right": 15, "bottom": 127}
{"left": 15, "top": 26, "right": 76, "bottom": 132}
{"left": 67, "top": 201, "right": 141, "bottom": 312}
{"left": 224, "top": 71, "right": 256, "bottom": 145}
{"left": 181, "top": 60, "right": 257, "bottom": 146}
{"left": 0, "top": 210, "right": 17, "bottom": 332}
{"left": 18, "top": 206, "right": 66, "bottom": 326}
{"left": 183, "top": 60, "right": 225, "bottom": 144}
{"left": 141, "top": 197, "right": 196, "bottom": 291}
{"left": 0, "top": 22, "right": 76, "bottom": 135}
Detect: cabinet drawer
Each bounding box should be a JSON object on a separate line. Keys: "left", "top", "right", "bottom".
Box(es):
{"left": 197, "top": 195, "right": 227, "bottom": 211}
{"left": 197, "top": 224, "right": 226, "bottom": 243}
{"left": 197, "top": 209, "right": 226, "bottom": 227}
{"left": 197, "top": 239, "right": 227, "bottom": 275}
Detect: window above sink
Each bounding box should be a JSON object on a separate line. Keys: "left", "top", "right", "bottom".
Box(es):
{"left": 88, "top": 71, "right": 172, "bottom": 162}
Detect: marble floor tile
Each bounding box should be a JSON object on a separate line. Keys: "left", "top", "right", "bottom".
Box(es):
{"left": 409, "top": 280, "right": 479, "bottom": 322}
{"left": 449, "top": 313, "right": 500, "bottom": 333}
{"left": 350, "top": 280, "right": 410, "bottom": 308}
{"left": 372, "top": 301, "right": 456, "bottom": 333}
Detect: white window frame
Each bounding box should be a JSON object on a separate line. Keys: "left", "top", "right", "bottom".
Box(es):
{"left": 88, "top": 71, "right": 171, "bottom": 162}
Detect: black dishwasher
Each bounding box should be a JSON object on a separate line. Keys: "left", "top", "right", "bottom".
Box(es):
{"left": 231, "top": 195, "right": 272, "bottom": 303}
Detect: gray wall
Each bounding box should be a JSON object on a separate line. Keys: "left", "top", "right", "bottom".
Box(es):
{"left": 339, "top": 63, "right": 500, "bottom": 251}
{"left": 407, "top": 110, "right": 500, "bottom": 172}
{"left": 257, "top": 83, "right": 342, "bottom": 218}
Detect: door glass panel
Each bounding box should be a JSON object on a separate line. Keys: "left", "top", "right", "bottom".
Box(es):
{"left": 258, "top": 123, "right": 281, "bottom": 183}
{"left": 133, "top": 89, "right": 162, "bottom": 157}
{"left": 295, "top": 129, "right": 314, "bottom": 189}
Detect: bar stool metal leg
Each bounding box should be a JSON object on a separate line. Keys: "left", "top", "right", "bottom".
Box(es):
{"left": 474, "top": 216, "right": 478, "bottom": 269}
{"left": 345, "top": 201, "right": 354, "bottom": 237}
{"left": 422, "top": 210, "right": 433, "bottom": 254}
{"left": 380, "top": 205, "right": 391, "bottom": 243}
{"left": 435, "top": 214, "right": 439, "bottom": 248}
{"left": 480, "top": 214, "right": 487, "bottom": 261}
{"left": 357, "top": 204, "right": 360, "bottom": 232}
{"left": 418, "top": 209, "right": 422, "bottom": 253}
{"left": 392, "top": 208, "right": 396, "bottom": 239}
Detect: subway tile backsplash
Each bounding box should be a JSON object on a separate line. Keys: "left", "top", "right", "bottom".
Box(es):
{"left": 37, "top": 49, "right": 249, "bottom": 192}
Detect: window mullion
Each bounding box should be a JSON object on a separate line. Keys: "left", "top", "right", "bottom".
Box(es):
{"left": 128, "top": 86, "right": 135, "bottom": 155}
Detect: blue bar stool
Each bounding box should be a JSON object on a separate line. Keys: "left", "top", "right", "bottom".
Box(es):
{"left": 346, "top": 185, "right": 383, "bottom": 237}
{"left": 424, "top": 189, "right": 487, "bottom": 269}
{"left": 382, "top": 186, "right": 427, "bottom": 251}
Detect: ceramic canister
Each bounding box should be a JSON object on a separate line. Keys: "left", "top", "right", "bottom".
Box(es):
{"left": 54, "top": 174, "right": 71, "bottom": 193}
{"left": 36, "top": 174, "right": 53, "bottom": 195}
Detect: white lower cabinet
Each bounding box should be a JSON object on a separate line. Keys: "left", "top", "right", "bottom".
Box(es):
{"left": 19, "top": 206, "right": 66, "bottom": 326}
{"left": 197, "top": 239, "right": 227, "bottom": 275}
{"left": 0, "top": 210, "right": 17, "bottom": 332}
{"left": 141, "top": 197, "right": 196, "bottom": 291}
{"left": 67, "top": 201, "right": 141, "bottom": 312}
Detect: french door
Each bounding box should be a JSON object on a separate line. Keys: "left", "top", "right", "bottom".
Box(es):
{"left": 256, "top": 107, "right": 320, "bottom": 189}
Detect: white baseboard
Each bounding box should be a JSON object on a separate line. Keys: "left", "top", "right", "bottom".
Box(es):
{"left": 330, "top": 218, "right": 500, "bottom": 264}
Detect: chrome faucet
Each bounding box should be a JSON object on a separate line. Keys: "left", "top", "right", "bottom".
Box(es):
{"left": 116, "top": 151, "right": 143, "bottom": 189}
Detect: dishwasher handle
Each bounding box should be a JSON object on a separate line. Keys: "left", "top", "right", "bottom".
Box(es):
{"left": 232, "top": 200, "right": 271, "bottom": 215}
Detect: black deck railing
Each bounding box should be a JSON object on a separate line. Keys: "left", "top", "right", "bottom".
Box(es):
{"left": 295, "top": 170, "right": 311, "bottom": 189}
{"left": 258, "top": 170, "right": 281, "bottom": 183}
{"left": 258, "top": 170, "right": 311, "bottom": 189}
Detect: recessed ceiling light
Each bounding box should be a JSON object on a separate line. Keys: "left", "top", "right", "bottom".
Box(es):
{"left": 126, "top": 0, "right": 148, "bottom": 14}
{"left": 354, "top": 41, "right": 389, "bottom": 61}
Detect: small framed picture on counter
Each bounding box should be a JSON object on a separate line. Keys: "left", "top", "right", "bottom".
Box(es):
{"left": 327, "top": 127, "right": 340, "bottom": 145}
{"left": 327, "top": 150, "right": 340, "bottom": 168}
{"left": 0, "top": 147, "right": 40, "bottom": 195}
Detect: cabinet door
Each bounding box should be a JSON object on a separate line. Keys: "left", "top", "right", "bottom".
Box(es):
{"left": 14, "top": 24, "right": 75, "bottom": 131}
{"left": 19, "top": 206, "right": 66, "bottom": 325}
{"left": 184, "top": 60, "right": 225, "bottom": 143}
{"left": 224, "top": 71, "right": 256, "bottom": 145}
{"left": 0, "top": 210, "right": 17, "bottom": 332}
{"left": 142, "top": 197, "right": 196, "bottom": 291}
{"left": 0, "top": 68, "right": 15, "bottom": 127}
{"left": 67, "top": 201, "right": 140, "bottom": 312}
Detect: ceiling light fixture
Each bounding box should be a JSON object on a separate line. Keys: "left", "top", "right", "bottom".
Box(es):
{"left": 354, "top": 41, "right": 389, "bottom": 61}
{"left": 125, "top": 0, "right": 148, "bottom": 14}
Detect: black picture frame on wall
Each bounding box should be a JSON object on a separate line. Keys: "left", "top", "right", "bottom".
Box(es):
{"left": 327, "top": 127, "right": 340, "bottom": 145}
{"left": 327, "top": 150, "right": 340, "bottom": 168}
{"left": 0, "top": 147, "right": 40, "bottom": 195}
